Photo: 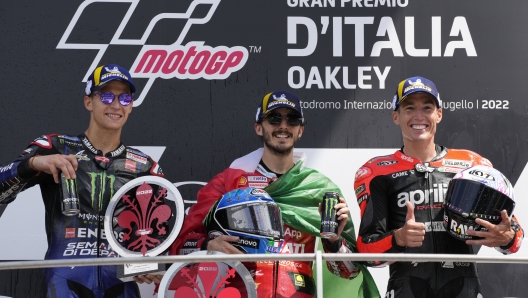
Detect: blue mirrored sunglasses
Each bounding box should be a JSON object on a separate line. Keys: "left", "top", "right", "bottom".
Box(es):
{"left": 93, "top": 91, "right": 133, "bottom": 106}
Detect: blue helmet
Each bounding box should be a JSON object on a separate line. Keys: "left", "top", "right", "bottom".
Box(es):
{"left": 203, "top": 187, "right": 284, "bottom": 254}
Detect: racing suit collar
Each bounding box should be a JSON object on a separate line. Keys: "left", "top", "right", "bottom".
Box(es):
{"left": 78, "top": 133, "right": 126, "bottom": 157}
{"left": 398, "top": 145, "right": 448, "bottom": 163}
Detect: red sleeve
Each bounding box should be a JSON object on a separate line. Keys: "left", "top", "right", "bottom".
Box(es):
{"left": 169, "top": 167, "right": 245, "bottom": 255}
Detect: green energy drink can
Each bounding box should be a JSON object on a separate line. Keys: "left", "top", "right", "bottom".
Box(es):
{"left": 320, "top": 192, "right": 339, "bottom": 238}
{"left": 60, "top": 173, "right": 80, "bottom": 216}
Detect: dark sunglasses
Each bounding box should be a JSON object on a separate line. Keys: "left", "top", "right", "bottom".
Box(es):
{"left": 93, "top": 91, "right": 133, "bottom": 106}
{"left": 265, "top": 112, "right": 304, "bottom": 126}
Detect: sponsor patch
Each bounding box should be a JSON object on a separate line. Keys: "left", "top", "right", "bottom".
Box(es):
{"left": 73, "top": 150, "right": 90, "bottom": 161}
{"left": 183, "top": 240, "right": 198, "bottom": 248}
{"left": 59, "top": 135, "right": 81, "bottom": 142}
{"left": 442, "top": 159, "right": 471, "bottom": 169}
{"left": 357, "top": 194, "right": 368, "bottom": 205}
{"left": 65, "top": 228, "right": 76, "bottom": 238}
{"left": 238, "top": 176, "right": 247, "bottom": 186}
{"left": 425, "top": 221, "right": 446, "bottom": 232}
{"left": 180, "top": 248, "right": 199, "bottom": 255}
{"left": 399, "top": 155, "right": 414, "bottom": 163}
{"left": 355, "top": 184, "right": 366, "bottom": 196}
{"left": 127, "top": 152, "right": 147, "bottom": 164}
{"left": 0, "top": 163, "right": 14, "bottom": 173}
{"left": 248, "top": 176, "right": 267, "bottom": 182}
{"left": 355, "top": 166, "right": 372, "bottom": 181}
{"left": 294, "top": 274, "right": 305, "bottom": 287}
{"left": 125, "top": 160, "right": 137, "bottom": 172}
{"left": 437, "top": 166, "right": 462, "bottom": 173}
{"left": 376, "top": 160, "right": 398, "bottom": 166}
{"left": 95, "top": 156, "right": 110, "bottom": 163}
{"left": 368, "top": 155, "right": 393, "bottom": 163}
{"left": 249, "top": 183, "right": 268, "bottom": 188}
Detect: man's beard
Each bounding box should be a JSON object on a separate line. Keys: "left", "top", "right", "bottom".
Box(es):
{"left": 262, "top": 127, "right": 298, "bottom": 156}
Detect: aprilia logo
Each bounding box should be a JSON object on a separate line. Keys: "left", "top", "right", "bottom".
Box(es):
{"left": 57, "top": 0, "right": 249, "bottom": 106}
{"left": 396, "top": 183, "right": 448, "bottom": 207}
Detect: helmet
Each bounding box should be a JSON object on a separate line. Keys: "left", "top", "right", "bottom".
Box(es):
{"left": 203, "top": 187, "right": 284, "bottom": 254}
{"left": 443, "top": 165, "right": 515, "bottom": 240}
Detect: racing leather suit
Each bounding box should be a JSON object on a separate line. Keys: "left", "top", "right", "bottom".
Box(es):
{"left": 170, "top": 149, "right": 360, "bottom": 298}
{"left": 0, "top": 134, "right": 163, "bottom": 298}
{"left": 354, "top": 146, "right": 523, "bottom": 298}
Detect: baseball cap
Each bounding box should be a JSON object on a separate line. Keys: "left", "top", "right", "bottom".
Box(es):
{"left": 392, "top": 76, "right": 441, "bottom": 111}
{"left": 85, "top": 64, "right": 136, "bottom": 96}
{"left": 255, "top": 90, "right": 304, "bottom": 122}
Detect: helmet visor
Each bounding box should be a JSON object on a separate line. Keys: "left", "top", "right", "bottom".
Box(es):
{"left": 216, "top": 202, "right": 283, "bottom": 239}
{"left": 445, "top": 179, "right": 515, "bottom": 220}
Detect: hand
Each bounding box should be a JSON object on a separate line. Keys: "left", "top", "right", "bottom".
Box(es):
{"left": 206, "top": 235, "right": 243, "bottom": 254}
{"left": 133, "top": 274, "right": 163, "bottom": 284}
{"left": 465, "top": 210, "right": 515, "bottom": 247}
{"left": 31, "top": 154, "right": 78, "bottom": 183}
{"left": 318, "top": 196, "right": 349, "bottom": 243}
{"left": 394, "top": 201, "right": 425, "bottom": 247}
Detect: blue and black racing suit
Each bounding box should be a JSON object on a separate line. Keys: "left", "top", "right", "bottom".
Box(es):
{"left": 0, "top": 134, "right": 163, "bottom": 298}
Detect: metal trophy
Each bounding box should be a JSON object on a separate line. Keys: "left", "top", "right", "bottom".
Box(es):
{"left": 104, "top": 176, "right": 185, "bottom": 281}
{"left": 157, "top": 251, "right": 257, "bottom": 298}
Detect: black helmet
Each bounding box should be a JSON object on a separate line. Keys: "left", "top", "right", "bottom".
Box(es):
{"left": 203, "top": 187, "right": 284, "bottom": 254}
{"left": 443, "top": 165, "right": 515, "bottom": 240}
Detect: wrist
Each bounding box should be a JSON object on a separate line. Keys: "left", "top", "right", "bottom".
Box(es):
{"left": 200, "top": 237, "right": 211, "bottom": 250}
{"left": 392, "top": 229, "right": 406, "bottom": 252}
{"left": 500, "top": 230, "right": 516, "bottom": 249}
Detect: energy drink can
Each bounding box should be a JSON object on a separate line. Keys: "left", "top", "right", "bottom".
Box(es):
{"left": 320, "top": 192, "right": 339, "bottom": 239}
{"left": 60, "top": 173, "right": 80, "bottom": 216}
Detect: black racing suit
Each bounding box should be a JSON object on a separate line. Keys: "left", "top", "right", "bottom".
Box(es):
{"left": 0, "top": 134, "right": 163, "bottom": 298}
{"left": 354, "top": 146, "right": 523, "bottom": 298}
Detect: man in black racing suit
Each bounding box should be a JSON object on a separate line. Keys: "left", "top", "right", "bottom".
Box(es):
{"left": 0, "top": 64, "right": 163, "bottom": 298}
{"left": 354, "top": 76, "right": 523, "bottom": 298}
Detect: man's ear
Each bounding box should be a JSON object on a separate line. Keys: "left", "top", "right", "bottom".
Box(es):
{"left": 436, "top": 108, "right": 442, "bottom": 123}
{"left": 298, "top": 125, "right": 304, "bottom": 138}
{"left": 84, "top": 96, "right": 93, "bottom": 111}
{"left": 254, "top": 123, "right": 263, "bottom": 136}
{"left": 392, "top": 110, "right": 400, "bottom": 125}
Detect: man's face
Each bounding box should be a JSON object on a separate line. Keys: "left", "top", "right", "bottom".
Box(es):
{"left": 392, "top": 92, "right": 442, "bottom": 143}
{"left": 84, "top": 80, "right": 133, "bottom": 132}
{"left": 255, "top": 108, "right": 305, "bottom": 156}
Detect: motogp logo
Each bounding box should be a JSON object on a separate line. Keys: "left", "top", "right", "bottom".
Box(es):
{"left": 57, "top": 0, "right": 249, "bottom": 106}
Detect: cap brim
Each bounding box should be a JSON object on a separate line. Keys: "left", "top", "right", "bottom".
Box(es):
{"left": 91, "top": 78, "right": 136, "bottom": 95}
{"left": 394, "top": 90, "right": 440, "bottom": 110}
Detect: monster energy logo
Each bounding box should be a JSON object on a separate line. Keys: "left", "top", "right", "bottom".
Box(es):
{"left": 87, "top": 172, "right": 116, "bottom": 210}
{"left": 63, "top": 177, "right": 78, "bottom": 200}
{"left": 324, "top": 196, "right": 338, "bottom": 219}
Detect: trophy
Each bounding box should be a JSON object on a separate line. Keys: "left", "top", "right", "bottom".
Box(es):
{"left": 104, "top": 176, "right": 185, "bottom": 281}
{"left": 157, "top": 251, "right": 257, "bottom": 298}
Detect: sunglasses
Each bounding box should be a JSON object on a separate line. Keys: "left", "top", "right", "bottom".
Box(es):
{"left": 93, "top": 91, "right": 133, "bottom": 106}
{"left": 265, "top": 112, "right": 304, "bottom": 126}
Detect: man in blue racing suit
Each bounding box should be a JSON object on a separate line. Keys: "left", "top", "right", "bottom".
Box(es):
{"left": 0, "top": 64, "right": 163, "bottom": 297}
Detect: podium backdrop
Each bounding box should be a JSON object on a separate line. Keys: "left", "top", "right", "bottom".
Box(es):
{"left": 1, "top": 1, "right": 528, "bottom": 297}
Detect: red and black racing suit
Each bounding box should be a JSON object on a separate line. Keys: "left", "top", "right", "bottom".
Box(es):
{"left": 354, "top": 146, "right": 523, "bottom": 298}
{"left": 0, "top": 134, "right": 163, "bottom": 298}
{"left": 171, "top": 159, "right": 360, "bottom": 298}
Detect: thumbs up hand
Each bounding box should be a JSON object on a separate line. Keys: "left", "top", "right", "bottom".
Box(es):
{"left": 394, "top": 201, "right": 426, "bottom": 248}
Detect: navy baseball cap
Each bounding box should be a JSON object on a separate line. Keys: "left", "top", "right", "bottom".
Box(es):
{"left": 85, "top": 64, "right": 136, "bottom": 96}
{"left": 255, "top": 90, "right": 304, "bottom": 122}
{"left": 392, "top": 76, "right": 441, "bottom": 111}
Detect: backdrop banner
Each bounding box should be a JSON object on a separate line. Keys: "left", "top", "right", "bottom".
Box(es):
{"left": 1, "top": 1, "right": 527, "bottom": 297}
